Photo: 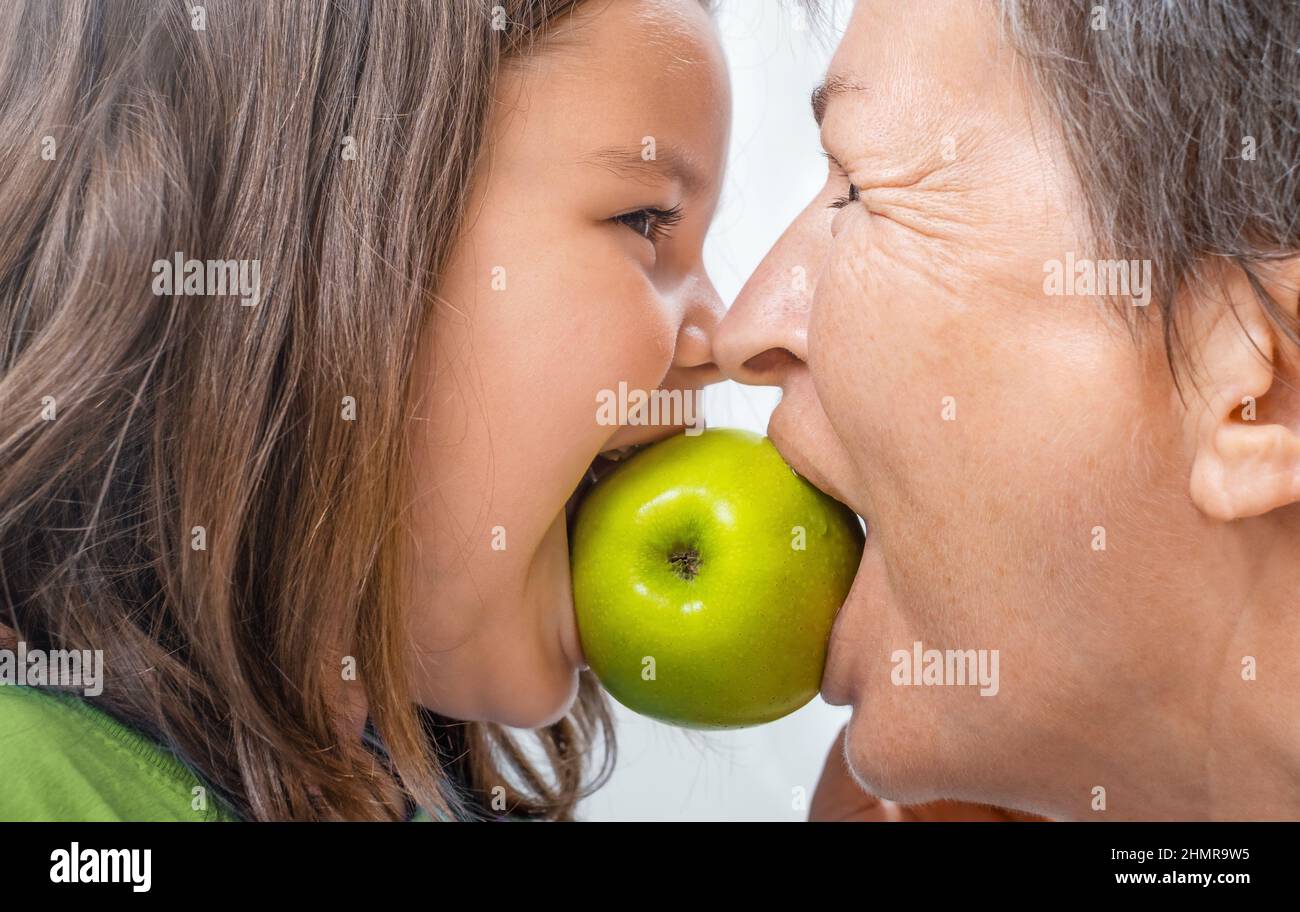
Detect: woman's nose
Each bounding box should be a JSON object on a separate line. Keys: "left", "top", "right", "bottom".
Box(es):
{"left": 714, "top": 213, "right": 820, "bottom": 387}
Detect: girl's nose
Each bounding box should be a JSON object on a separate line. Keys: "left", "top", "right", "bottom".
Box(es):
{"left": 672, "top": 271, "right": 726, "bottom": 385}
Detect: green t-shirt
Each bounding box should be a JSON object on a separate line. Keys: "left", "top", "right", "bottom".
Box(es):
{"left": 0, "top": 685, "right": 444, "bottom": 821}
{"left": 0, "top": 685, "right": 235, "bottom": 822}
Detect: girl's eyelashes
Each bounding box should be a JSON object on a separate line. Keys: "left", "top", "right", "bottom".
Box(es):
{"left": 829, "top": 182, "right": 860, "bottom": 210}
{"left": 613, "top": 204, "right": 685, "bottom": 244}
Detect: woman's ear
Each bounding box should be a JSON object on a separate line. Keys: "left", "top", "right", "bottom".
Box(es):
{"left": 1187, "top": 257, "right": 1300, "bottom": 521}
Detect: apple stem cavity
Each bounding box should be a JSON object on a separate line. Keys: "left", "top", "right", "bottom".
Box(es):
{"left": 668, "top": 546, "right": 702, "bottom": 581}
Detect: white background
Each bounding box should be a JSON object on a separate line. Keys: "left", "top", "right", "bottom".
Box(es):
{"left": 577, "top": 0, "right": 854, "bottom": 821}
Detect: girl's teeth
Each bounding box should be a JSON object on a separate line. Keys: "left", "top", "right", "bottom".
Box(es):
{"left": 601, "top": 444, "right": 641, "bottom": 462}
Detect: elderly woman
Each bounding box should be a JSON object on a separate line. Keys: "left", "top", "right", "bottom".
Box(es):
{"left": 716, "top": 0, "right": 1300, "bottom": 821}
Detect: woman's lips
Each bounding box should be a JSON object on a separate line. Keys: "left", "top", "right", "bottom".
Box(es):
{"left": 821, "top": 589, "right": 860, "bottom": 707}
{"left": 762, "top": 419, "right": 874, "bottom": 708}
{"left": 766, "top": 421, "right": 857, "bottom": 512}
{"left": 820, "top": 539, "right": 884, "bottom": 707}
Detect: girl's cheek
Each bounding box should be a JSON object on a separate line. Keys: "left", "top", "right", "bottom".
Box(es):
{"left": 608, "top": 289, "right": 679, "bottom": 378}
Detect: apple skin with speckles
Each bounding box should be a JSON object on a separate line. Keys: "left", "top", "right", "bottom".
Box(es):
{"left": 570, "top": 428, "right": 865, "bottom": 729}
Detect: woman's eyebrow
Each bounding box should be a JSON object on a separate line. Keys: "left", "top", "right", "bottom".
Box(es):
{"left": 580, "top": 144, "right": 707, "bottom": 195}
{"left": 812, "top": 73, "right": 869, "bottom": 127}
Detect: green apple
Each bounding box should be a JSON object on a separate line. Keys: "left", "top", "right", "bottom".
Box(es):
{"left": 570, "top": 428, "right": 864, "bottom": 729}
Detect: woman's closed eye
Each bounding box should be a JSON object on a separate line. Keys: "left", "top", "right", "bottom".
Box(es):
{"left": 821, "top": 150, "right": 863, "bottom": 212}
{"left": 828, "top": 182, "right": 860, "bottom": 210}
{"left": 613, "top": 204, "right": 684, "bottom": 244}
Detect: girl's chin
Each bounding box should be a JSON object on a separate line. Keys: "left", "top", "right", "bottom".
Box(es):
{"left": 419, "top": 666, "right": 581, "bottom": 729}
{"left": 532, "top": 672, "right": 584, "bottom": 728}
{"left": 486, "top": 669, "right": 583, "bottom": 729}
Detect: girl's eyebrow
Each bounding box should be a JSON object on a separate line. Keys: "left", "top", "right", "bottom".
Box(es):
{"left": 580, "top": 143, "right": 707, "bottom": 195}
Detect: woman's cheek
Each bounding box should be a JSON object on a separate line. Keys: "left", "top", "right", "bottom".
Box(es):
{"left": 817, "top": 241, "right": 884, "bottom": 373}
{"left": 814, "top": 234, "right": 948, "bottom": 462}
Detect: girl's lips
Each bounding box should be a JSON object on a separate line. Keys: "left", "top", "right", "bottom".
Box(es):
{"left": 561, "top": 443, "right": 651, "bottom": 672}
{"left": 560, "top": 592, "right": 588, "bottom": 671}
{"left": 563, "top": 443, "right": 649, "bottom": 529}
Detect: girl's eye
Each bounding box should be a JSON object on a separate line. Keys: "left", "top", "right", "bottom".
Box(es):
{"left": 829, "top": 183, "right": 860, "bottom": 210}
{"left": 613, "top": 205, "right": 684, "bottom": 245}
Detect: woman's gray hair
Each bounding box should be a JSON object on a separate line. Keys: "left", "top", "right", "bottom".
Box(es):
{"left": 999, "top": 0, "right": 1299, "bottom": 395}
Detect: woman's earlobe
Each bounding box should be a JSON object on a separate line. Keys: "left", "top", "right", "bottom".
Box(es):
{"left": 1190, "top": 420, "right": 1300, "bottom": 520}
{"left": 1187, "top": 259, "right": 1300, "bottom": 521}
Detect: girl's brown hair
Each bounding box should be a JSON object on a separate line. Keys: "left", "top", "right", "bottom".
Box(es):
{"left": 0, "top": 0, "right": 613, "bottom": 821}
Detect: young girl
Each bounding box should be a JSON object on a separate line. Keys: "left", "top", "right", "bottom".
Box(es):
{"left": 0, "top": 0, "right": 729, "bottom": 821}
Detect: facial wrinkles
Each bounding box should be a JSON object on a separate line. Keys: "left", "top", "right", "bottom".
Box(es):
{"left": 823, "top": 164, "right": 977, "bottom": 323}
{"left": 825, "top": 66, "right": 1074, "bottom": 311}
